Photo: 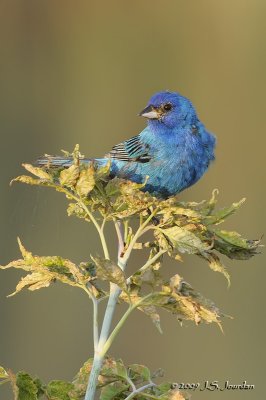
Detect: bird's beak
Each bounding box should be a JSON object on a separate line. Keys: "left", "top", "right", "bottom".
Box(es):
{"left": 139, "top": 105, "right": 160, "bottom": 119}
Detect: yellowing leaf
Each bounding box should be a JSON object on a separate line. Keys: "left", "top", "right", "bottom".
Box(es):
{"left": 59, "top": 165, "right": 79, "bottom": 187}
{"left": 8, "top": 272, "right": 54, "bottom": 297}
{"left": 17, "top": 238, "right": 33, "bottom": 261}
{"left": 202, "top": 252, "right": 230, "bottom": 286}
{"left": 76, "top": 166, "right": 95, "bottom": 197}
{"left": 22, "top": 164, "right": 51, "bottom": 180}
{"left": 159, "top": 226, "right": 209, "bottom": 254}
{"left": 10, "top": 175, "right": 42, "bottom": 186}
{"left": 92, "top": 257, "right": 127, "bottom": 292}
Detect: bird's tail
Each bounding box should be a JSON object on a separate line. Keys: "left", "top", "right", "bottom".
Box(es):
{"left": 35, "top": 155, "right": 92, "bottom": 168}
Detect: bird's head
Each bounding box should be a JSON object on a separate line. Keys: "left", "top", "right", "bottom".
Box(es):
{"left": 139, "top": 91, "right": 196, "bottom": 129}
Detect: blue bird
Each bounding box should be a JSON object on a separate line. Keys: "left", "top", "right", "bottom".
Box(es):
{"left": 37, "top": 91, "right": 216, "bottom": 199}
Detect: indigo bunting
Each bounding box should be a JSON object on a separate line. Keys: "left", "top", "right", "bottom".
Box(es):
{"left": 37, "top": 91, "right": 216, "bottom": 198}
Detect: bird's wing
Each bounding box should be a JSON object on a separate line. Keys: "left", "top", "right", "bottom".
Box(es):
{"left": 106, "top": 134, "right": 151, "bottom": 163}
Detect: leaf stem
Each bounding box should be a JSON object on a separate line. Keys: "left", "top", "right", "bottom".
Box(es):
{"left": 127, "top": 249, "right": 166, "bottom": 284}
{"left": 100, "top": 293, "right": 155, "bottom": 356}
{"left": 124, "top": 382, "right": 156, "bottom": 400}
{"left": 113, "top": 219, "right": 124, "bottom": 258}
{"left": 123, "top": 208, "right": 159, "bottom": 262}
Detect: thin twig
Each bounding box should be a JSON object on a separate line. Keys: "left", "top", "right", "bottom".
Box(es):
{"left": 126, "top": 249, "right": 166, "bottom": 284}
{"left": 124, "top": 382, "right": 156, "bottom": 400}
{"left": 113, "top": 219, "right": 124, "bottom": 258}
{"left": 101, "top": 293, "right": 155, "bottom": 356}
{"left": 123, "top": 207, "right": 159, "bottom": 262}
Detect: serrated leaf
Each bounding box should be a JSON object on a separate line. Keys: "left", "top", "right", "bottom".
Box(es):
{"left": 100, "top": 381, "right": 129, "bottom": 400}
{"left": 213, "top": 229, "right": 261, "bottom": 259}
{"left": 8, "top": 272, "right": 54, "bottom": 297}
{"left": 204, "top": 198, "right": 245, "bottom": 225}
{"left": 214, "top": 229, "right": 255, "bottom": 249}
{"left": 46, "top": 380, "right": 74, "bottom": 400}
{"left": 72, "top": 143, "right": 81, "bottom": 165}
{"left": 22, "top": 164, "right": 51, "bottom": 180}
{"left": 59, "top": 165, "right": 79, "bottom": 187}
{"left": 158, "top": 226, "right": 209, "bottom": 254}
{"left": 202, "top": 252, "right": 230, "bottom": 286}
{"left": 92, "top": 257, "right": 127, "bottom": 292}
{"left": 101, "top": 358, "right": 128, "bottom": 380}
{"left": 128, "top": 364, "right": 151, "bottom": 382}
{"left": 17, "top": 238, "right": 33, "bottom": 261}
{"left": 76, "top": 165, "right": 95, "bottom": 197}
{"left": 16, "top": 372, "right": 39, "bottom": 400}
{"left": 10, "top": 175, "right": 43, "bottom": 186}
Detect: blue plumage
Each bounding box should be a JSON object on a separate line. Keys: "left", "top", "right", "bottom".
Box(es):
{"left": 37, "top": 91, "right": 216, "bottom": 198}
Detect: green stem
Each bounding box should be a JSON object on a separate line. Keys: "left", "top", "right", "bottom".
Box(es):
{"left": 101, "top": 293, "right": 154, "bottom": 356}
{"left": 123, "top": 207, "right": 159, "bottom": 262}
{"left": 85, "top": 221, "right": 125, "bottom": 400}
{"left": 127, "top": 249, "right": 166, "bottom": 284}
{"left": 82, "top": 286, "right": 99, "bottom": 352}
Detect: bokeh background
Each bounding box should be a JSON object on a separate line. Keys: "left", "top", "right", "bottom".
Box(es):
{"left": 0, "top": 1, "right": 265, "bottom": 399}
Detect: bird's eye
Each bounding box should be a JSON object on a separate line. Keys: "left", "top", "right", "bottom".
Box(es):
{"left": 163, "top": 103, "right": 172, "bottom": 112}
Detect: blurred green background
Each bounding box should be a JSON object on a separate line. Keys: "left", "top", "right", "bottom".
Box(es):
{"left": 0, "top": 1, "right": 265, "bottom": 399}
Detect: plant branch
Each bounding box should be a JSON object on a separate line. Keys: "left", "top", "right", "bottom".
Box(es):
{"left": 127, "top": 249, "right": 166, "bottom": 284}
{"left": 92, "top": 297, "right": 99, "bottom": 351}
{"left": 124, "top": 382, "right": 156, "bottom": 400}
{"left": 123, "top": 208, "right": 159, "bottom": 262}
{"left": 114, "top": 219, "right": 124, "bottom": 258}
{"left": 85, "top": 221, "right": 126, "bottom": 400}
{"left": 100, "top": 293, "right": 155, "bottom": 356}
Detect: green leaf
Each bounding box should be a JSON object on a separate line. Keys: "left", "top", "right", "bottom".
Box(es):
{"left": 158, "top": 225, "right": 209, "bottom": 254}
{"left": 128, "top": 364, "right": 151, "bottom": 382}
{"left": 100, "top": 381, "right": 129, "bottom": 400}
{"left": 204, "top": 198, "right": 246, "bottom": 225}
{"left": 46, "top": 380, "right": 74, "bottom": 400}
{"left": 76, "top": 165, "right": 95, "bottom": 197}
{"left": 101, "top": 358, "right": 128, "bottom": 381}
{"left": 16, "top": 372, "right": 39, "bottom": 400}
{"left": 59, "top": 165, "right": 79, "bottom": 187}
{"left": 92, "top": 257, "right": 127, "bottom": 292}
{"left": 213, "top": 229, "right": 261, "bottom": 259}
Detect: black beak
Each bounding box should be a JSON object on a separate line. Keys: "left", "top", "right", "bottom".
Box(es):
{"left": 138, "top": 105, "right": 160, "bottom": 119}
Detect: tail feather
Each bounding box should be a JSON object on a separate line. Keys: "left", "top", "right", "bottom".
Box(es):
{"left": 35, "top": 156, "right": 91, "bottom": 168}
